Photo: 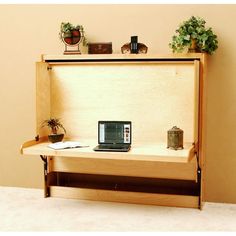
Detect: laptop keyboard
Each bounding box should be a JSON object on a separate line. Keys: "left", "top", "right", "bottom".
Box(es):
{"left": 99, "top": 144, "right": 129, "bottom": 149}
{"left": 94, "top": 144, "right": 131, "bottom": 152}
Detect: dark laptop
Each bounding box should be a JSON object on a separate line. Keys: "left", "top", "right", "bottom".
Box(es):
{"left": 93, "top": 121, "right": 132, "bottom": 152}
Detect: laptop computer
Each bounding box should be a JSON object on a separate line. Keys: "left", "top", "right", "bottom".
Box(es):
{"left": 93, "top": 121, "right": 132, "bottom": 152}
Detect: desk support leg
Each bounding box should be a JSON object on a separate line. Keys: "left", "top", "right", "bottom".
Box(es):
{"left": 197, "top": 167, "right": 202, "bottom": 209}
{"left": 40, "top": 155, "right": 50, "bottom": 198}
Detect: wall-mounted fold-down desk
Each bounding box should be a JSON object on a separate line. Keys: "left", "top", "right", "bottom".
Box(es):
{"left": 21, "top": 53, "right": 206, "bottom": 209}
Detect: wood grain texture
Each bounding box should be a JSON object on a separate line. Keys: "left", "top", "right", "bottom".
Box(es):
{"left": 36, "top": 62, "right": 51, "bottom": 137}
{"left": 50, "top": 186, "right": 199, "bottom": 208}
{"left": 42, "top": 53, "right": 205, "bottom": 62}
{"left": 49, "top": 62, "right": 198, "bottom": 145}
{"left": 21, "top": 141, "right": 195, "bottom": 163}
{"left": 50, "top": 154, "right": 198, "bottom": 180}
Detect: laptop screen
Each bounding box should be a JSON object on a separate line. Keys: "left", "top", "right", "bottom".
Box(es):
{"left": 98, "top": 121, "right": 132, "bottom": 144}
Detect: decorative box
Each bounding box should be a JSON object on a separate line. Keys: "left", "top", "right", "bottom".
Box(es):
{"left": 167, "top": 126, "right": 184, "bottom": 150}
{"left": 88, "top": 42, "right": 112, "bottom": 54}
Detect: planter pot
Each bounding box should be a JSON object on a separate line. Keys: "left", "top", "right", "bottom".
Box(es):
{"left": 72, "top": 30, "right": 80, "bottom": 37}
{"left": 188, "top": 38, "right": 199, "bottom": 53}
{"left": 62, "top": 30, "right": 81, "bottom": 46}
{"left": 64, "top": 37, "right": 73, "bottom": 45}
{"left": 48, "top": 133, "right": 64, "bottom": 143}
{"left": 72, "top": 36, "right": 80, "bottom": 44}
{"left": 63, "top": 36, "right": 80, "bottom": 45}
{"left": 63, "top": 32, "right": 72, "bottom": 38}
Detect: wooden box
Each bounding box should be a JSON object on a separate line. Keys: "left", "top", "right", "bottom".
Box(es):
{"left": 88, "top": 42, "right": 112, "bottom": 54}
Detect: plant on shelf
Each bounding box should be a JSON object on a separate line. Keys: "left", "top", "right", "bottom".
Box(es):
{"left": 169, "top": 16, "right": 218, "bottom": 55}
{"left": 41, "top": 118, "right": 66, "bottom": 143}
{"left": 60, "top": 22, "right": 87, "bottom": 46}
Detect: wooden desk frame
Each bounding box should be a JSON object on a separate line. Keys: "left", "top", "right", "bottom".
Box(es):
{"left": 21, "top": 54, "right": 206, "bottom": 209}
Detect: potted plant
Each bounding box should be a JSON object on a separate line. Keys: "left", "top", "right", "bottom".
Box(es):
{"left": 60, "top": 22, "right": 87, "bottom": 46}
{"left": 169, "top": 16, "right": 218, "bottom": 55}
{"left": 41, "top": 118, "right": 66, "bottom": 143}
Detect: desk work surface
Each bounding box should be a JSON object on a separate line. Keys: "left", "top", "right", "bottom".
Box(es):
{"left": 21, "top": 140, "right": 195, "bottom": 163}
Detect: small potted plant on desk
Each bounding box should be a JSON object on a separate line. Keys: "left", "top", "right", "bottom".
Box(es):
{"left": 42, "top": 118, "right": 66, "bottom": 143}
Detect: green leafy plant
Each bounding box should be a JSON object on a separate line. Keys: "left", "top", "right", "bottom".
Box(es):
{"left": 41, "top": 118, "right": 66, "bottom": 135}
{"left": 169, "top": 16, "right": 218, "bottom": 55}
{"left": 60, "top": 22, "right": 87, "bottom": 46}
{"left": 61, "top": 22, "right": 83, "bottom": 35}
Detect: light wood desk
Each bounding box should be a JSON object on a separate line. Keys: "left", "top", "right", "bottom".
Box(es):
{"left": 21, "top": 54, "right": 206, "bottom": 208}
{"left": 21, "top": 139, "right": 199, "bottom": 208}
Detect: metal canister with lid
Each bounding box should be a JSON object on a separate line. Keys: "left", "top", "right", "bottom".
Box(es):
{"left": 167, "top": 126, "right": 184, "bottom": 150}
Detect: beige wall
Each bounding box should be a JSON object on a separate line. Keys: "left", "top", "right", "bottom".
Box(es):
{"left": 0, "top": 4, "right": 236, "bottom": 203}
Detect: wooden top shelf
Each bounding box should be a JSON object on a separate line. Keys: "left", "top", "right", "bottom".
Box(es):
{"left": 42, "top": 53, "right": 205, "bottom": 63}
{"left": 21, "top": 139, "right": 195, "bottom": 163}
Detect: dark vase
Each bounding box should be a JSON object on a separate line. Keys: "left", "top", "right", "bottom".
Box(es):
{"left": 48, "top": 134, "right": 64, "bottom": 143}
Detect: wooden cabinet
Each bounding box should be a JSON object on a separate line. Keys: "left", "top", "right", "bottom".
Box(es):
{"left": 21, "top": 53, "right": 206, "bottom": 208}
